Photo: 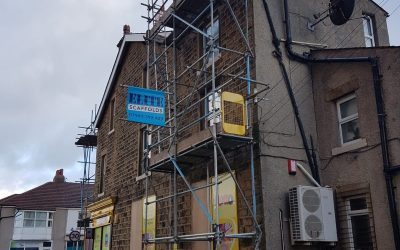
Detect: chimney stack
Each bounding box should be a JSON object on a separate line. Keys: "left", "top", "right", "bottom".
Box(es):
{"left": 123, "top": 24, "right": 131, "bottom": 35}
{"left": 53, "top": 169, "right": 65, "bottom": 183}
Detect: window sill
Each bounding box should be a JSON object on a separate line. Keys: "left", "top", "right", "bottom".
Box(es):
{"left": 108, "top": 129, "right": 115, "bottom": 135}
{"left": 332, "top": 138, "right": 367, "bottom": 156}
{"left": 135, "top": 171, "right": 152, "bottom": 182}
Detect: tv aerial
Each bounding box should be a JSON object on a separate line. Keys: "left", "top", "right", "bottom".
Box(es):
{"left": 307, "top": 0, "right": 355, "bottom": 31}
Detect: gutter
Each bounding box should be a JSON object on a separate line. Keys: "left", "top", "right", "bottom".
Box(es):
{"left": 283, "top": 0, "right": 400, "bottom": 248}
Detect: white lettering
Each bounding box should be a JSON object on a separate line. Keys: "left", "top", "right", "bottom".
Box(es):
{"left": 128, "top": 104, "right": 164, "bottom": 114}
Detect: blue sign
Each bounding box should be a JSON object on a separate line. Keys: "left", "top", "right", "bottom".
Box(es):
{"left": 126, "top": 86, "right": 165, "bottom": 126}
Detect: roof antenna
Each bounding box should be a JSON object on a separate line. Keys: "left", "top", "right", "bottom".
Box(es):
{"left": 307, "top": 0, "right": 355, "bottom": 31}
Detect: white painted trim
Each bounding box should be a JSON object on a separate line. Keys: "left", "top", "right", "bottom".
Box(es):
{"left": 363, "top": 16, "right": 375, "bottom": 47}
{"left": 337, "top": 94, "right": 359, "bottom": 145}
{"left": 94, "top": 33, "right": 145, "bottom": 128}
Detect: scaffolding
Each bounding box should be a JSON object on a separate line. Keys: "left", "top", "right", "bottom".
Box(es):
{"left": 141, "top": 0, "right": 266, "bottom": 248}
{"left": 75, "top": 109, "right": 97, "bottom": 232}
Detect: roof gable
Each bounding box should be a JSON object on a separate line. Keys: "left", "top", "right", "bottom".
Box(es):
{"left": 369, "top": 0, "right": 389, "bottom": 15}
{"left": 94, "top": 33, "right": 145, "bottom": 128}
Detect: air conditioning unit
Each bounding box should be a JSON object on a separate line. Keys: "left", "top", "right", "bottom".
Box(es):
{"left": 289, "top": 186, "right": 337, "bottom": 245}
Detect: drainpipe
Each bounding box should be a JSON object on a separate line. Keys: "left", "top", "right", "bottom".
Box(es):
{"left": 261, "top": 0, "right": 316, "bottom": 182}
{"left": 282, "top": 0, "right": 400, "bottom": 247}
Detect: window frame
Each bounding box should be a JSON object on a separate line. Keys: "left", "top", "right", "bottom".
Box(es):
{"left": 138, "top": 127, "right": 152, "bottom": 177}
{"left": 337, "top": 94, "right": 359, "bottom": 145}
{"left": 363, "top": 15, "right": 375, "bottom": 47}
{"left": 345, "top": 195, "right": 375, "bottom": 250}
{"left": 109, "top": 97, "right": 116, "bottom": 133}
{"left": 22, "top": 211, "right": 54, "bottom": 228}
{"left": 203, "top": 17, "right": 220, "bottom": 67}
{"left": 99, "top": 154, "right": 106, "bottom": 195}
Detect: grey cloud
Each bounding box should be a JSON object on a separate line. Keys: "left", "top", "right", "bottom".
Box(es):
{"left": 0, "top": 0, "right": 147, "bottom": 198}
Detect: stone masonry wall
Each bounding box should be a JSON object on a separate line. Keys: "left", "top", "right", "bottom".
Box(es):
{"left": 94, "top": 0, "right": 264, "bottom": 249}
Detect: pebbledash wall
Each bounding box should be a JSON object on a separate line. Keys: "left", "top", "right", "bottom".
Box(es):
{"left": 91, "top": 0, "right": 263, "bottom": 249}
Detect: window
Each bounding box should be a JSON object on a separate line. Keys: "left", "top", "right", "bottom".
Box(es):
{"left": 337, "top": 94, "right": 359, "bottom": 144}
{"left": 346, "top": 196, "right": 374, "bottom": 249}
{"left": 43, "top": 242, "right": 51, "bottom": 247}
{"left": 142, "top": 65, "right": 148, "bottom": 88}
{"left": 203, "top": 18, "right": 220, "bottom": 66}
{"left": 363, "top": 15, "right": 375, "bottom": 47}
{"left": 22, "top": 211, "right": 53, "bottom": 228}
{"left": 93, "top": 225, "right": 111, "bottom": 250}
{"left": 47, "top": 212, "right": 53, "bottom": 227}
{"left": 109, "top": 97, "right": 116, "bottom": 132}
{"left": 138, "top": 127, "right": 152, "bottom": 176}
{"left": 10, "top": 248, "right": 39, "bottom": 250}
{"left": 99, "top": 154, "right": 106, "bottom": 194}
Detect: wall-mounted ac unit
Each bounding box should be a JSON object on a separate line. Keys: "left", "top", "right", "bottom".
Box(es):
{"left": 289, "top": 186, "right": 337, "bottom": 244}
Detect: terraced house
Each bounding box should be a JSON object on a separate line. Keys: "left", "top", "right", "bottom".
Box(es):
{"left": 85, "top": 0, "right": 400, "bottom": 249}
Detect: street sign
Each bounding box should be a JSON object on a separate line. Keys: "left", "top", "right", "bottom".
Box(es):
{"left": 126, "top": 87, "right": 165, "bottom": 126}
{"left": 69, "top": 230, "right": 81, "bottom": 242}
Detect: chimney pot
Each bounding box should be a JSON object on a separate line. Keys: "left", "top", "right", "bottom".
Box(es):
{"left": 53, "top": 169, "right": 65, "bottom": 183}
{"left": 123, "top": 24, "right": 130, "bottom": 35}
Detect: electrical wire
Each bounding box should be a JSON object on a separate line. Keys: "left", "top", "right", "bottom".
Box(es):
{"left": 257, "top": 1, "right": 400, "bottom": 134}
{"left": 319, "top": 137, "right": 400, "bottom": 171}
{"left": 258, "top": 0, "right": 394, "bottom": 105}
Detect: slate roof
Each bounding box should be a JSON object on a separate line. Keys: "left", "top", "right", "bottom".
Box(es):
{"left": 0, "top": 182, "right": 93, "bottom": 211}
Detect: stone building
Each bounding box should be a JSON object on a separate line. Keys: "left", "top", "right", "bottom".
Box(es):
{"left": 87, "top": 0, "right": 397, "bottom": 249}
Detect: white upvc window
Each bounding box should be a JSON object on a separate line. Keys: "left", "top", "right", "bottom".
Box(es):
{"left": 22, "top": 211, "right": 54, "bottom": 228}
{"left": 337, "top": 94, "right": 360, "bottom": 145}
{"left": 346, "top": 196, "right": 374, "bottom": 249}
{"left": 138, "top": 127, "right": 152, "bottom": 177}
{"left": 363, "top": 15, "right": 375, "bottom": 47}
{"left": 203, "top": 18, "right": 220, "bottom": 66}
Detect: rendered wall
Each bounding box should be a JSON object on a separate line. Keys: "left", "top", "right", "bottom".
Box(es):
{"left": 312, "top": 47, "right": 400, "bottom": 250}
{"left": 0, "top": 206, "right": 15, "bottom": 249}
{"left": 253, "top": 0, "right": 389, "bottom": 249}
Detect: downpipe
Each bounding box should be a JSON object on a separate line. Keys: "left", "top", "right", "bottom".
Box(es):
{"left": 283, "top": 0, "right": 400, "bottom": 247}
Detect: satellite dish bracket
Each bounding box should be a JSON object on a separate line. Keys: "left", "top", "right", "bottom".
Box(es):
{"left": 307, "top": 13, "right": 330, "bottom": 31}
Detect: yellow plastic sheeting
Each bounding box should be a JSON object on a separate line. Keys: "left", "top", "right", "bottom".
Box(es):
{"left": 212, "top": 172, "right": 239, "bottom": 250}
{"left": 143, "top": 195, "right": 156, "bottom": 250}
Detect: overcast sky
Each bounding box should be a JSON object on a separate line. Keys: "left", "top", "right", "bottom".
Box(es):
{"left": 0, "top": 0, "right": 399, "bottom": 200}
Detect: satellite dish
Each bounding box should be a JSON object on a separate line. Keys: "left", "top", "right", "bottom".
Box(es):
{"left": 329, "top": 0, "right": 355, "bottom": 25}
